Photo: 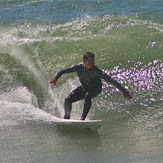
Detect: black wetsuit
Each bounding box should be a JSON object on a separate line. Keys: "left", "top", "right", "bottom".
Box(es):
{"left": 54, "top": 63, "right": 125, "bottom": 120}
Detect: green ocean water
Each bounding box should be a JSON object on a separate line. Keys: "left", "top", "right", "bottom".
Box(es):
{"left": 0, "top": 1, "right": 163, "bottom": 162}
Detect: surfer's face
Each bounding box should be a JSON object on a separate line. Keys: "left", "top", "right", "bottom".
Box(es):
{"left": 83, "top": 56, "right": 95, "bottom": 69}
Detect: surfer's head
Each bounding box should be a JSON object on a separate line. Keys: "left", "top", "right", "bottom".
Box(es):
{"left": 83, "top": 52, "right": 95, "bottom": 69}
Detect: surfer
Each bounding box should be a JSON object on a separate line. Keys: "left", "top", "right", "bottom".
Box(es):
{"left": 49, "top": 52, "right": 132, "bottom": 120}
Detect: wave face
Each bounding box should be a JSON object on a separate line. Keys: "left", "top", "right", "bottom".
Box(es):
{"left": 0, "top": 1, "right": 163, "bottom": 163}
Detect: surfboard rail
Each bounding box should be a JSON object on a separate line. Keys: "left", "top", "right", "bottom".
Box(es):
{"left": 49, "top": 119, "right": 102, "bottom": 131}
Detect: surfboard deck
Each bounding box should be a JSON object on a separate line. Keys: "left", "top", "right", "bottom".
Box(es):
{"left": 49, "top": 119, "right": 102, "bottom": 131}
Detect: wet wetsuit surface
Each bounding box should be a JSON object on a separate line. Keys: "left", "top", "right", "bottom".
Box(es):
{"left": 54, "top": 63, "right": 125, "bottom": 120}
{"left": 54, "top": 63, "right": 124, "bottom": 91}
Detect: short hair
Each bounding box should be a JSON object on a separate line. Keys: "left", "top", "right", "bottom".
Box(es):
{"left": 83, "top": 52, "right": 95, "bottom": 60}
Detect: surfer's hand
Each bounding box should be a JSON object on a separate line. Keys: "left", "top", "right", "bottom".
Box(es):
{"left": 49, "top": 78, "right": 57, "bottom": 86}
{"left": 122, "top": 89, "right": 132, "bottom": 100}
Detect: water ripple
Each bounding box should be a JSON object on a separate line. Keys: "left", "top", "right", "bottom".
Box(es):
{"left": 99, "top": 59, "right": 162, "bottom": 111}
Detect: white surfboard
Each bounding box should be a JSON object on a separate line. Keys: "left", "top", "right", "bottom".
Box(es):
{"left": 49, "top": 119, "right": 102, "bottom": 131}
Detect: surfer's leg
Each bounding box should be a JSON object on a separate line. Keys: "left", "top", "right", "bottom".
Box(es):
{"left": 81, "top": 78, "right": 102, "bottom": 120}
{"left": 64, "top": 97, "right": 72, "bottom": 119}
{"left": 64, "top": 86, "right": 86, "bottom": 119}
{"left": 81, "top": 93, "right": 92, "bottom": 120}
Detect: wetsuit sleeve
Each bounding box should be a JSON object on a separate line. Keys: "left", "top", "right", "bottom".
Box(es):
{"left": 100, "top": 70, "right": 125, "bottom": 91}
{"left": 54, "top": 64, "right": 80, "bottom": 80}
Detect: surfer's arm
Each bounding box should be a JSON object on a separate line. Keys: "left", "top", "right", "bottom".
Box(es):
{"left": 49, "top": 64, "right": 80, "bottom": 85}
{"left": 100, "top": 71, "right": 132, "bottom": 99}
{"left": 54, "top": 64, "right": 80, "bottom": 80}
